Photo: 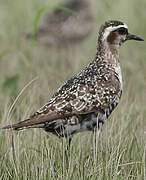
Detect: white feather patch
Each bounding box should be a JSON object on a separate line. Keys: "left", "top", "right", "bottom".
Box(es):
{"left": 102, "top": 24, "right": 128, "bottom": 41}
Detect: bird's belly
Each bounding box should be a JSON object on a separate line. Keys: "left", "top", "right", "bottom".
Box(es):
{"left": 62, "top": 110, "right": 108, "bottom": 136}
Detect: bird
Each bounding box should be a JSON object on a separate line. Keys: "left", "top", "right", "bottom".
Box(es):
{"left": 26, "top": 0, "right": 96, "bottom": 46}
{"left": 2, "top": 20, "right": 144, "bottom": 157}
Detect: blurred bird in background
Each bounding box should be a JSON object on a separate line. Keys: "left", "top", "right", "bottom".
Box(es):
{"left": 26, "top": 0, "right": 96, "bottom": 47}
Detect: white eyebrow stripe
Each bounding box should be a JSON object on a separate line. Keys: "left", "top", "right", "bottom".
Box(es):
{"left": 102, "top": 24, "right": 128, "bottom": 41}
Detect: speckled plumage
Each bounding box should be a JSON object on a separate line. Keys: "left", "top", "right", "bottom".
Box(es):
{"left": 3, "top": 20, "right": 144, "bottom": 142}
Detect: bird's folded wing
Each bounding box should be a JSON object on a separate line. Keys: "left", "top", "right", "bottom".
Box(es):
{"left": 1, "top": 98, "right": 96, "bottom": 131}
{"left": 1, "top": 83, "right": 105, "bottom": 130}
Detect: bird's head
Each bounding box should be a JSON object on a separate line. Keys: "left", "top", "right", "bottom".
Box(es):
{"left": 98, "top": 20, "right": 144, "bottom": 49}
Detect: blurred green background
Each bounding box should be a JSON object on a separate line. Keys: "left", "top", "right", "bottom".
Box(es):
{"left": 0, "top": 0, "right": 146, "bottom": 179}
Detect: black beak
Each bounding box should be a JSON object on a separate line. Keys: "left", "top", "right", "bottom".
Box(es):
{"left": 127, "top": 33, "right": 144, "bottom": 41}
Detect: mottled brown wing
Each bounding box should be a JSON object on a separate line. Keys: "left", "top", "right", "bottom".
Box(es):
{"left": 1, "top": 84, "right": 95, "bottom": 130}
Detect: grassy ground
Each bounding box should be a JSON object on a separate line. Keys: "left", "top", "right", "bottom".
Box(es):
{"left": 0, "top": 0, "right": 146, "bottom": 179}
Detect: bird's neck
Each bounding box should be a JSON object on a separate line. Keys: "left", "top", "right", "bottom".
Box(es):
{"left": 94, "top": 41, "right": 123, "bottom": 90}
{"left": 95, "top": 40, "right": 120, "bottom": 65}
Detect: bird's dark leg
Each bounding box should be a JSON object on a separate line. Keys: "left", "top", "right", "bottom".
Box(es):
{"left": 65, "top": 136, "right": 72, "bottom": 168}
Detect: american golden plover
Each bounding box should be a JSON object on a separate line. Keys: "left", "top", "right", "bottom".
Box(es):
{"left": 3, "top": 20, "right": 144, "bottom": 155}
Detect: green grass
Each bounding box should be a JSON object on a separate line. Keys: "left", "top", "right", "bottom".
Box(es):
{"left": 0, "top": 0, "right": 146, "bottom": 179}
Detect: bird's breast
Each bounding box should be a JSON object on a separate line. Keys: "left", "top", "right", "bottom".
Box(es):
{"left": 113, "top": 63, "right": 123, "bottom": 90}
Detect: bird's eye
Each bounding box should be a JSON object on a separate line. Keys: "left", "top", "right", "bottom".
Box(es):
{"left": 117, "top": 27, "right": 128, "bottom": 34}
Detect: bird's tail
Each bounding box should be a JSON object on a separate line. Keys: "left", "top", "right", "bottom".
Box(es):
{"left": 0, "top": 119, "right": 44, "bottom": 131}
{"left": 1, "top": 118, "right": 44, "bottom": 131}
{"left": 1, "top": 112, "right": 71, "bottom": 131}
